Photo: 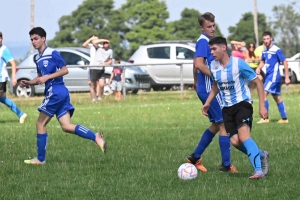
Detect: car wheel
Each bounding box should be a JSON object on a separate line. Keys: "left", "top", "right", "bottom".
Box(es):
{"left": 291, "top": 72, "right": 297, "bottom": 84}
{"left": 131, "top": 89, "right": 139, "bottom": 94}
{"left": 14, "top": 80, "right": 35, "bottom": 97}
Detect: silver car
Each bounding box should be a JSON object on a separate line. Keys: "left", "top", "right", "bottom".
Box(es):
{"left": 9, "top": 47, "right": 151, "bottom": 97}
{"left": 128, "top": 41, "right": 195, "bottom": 91}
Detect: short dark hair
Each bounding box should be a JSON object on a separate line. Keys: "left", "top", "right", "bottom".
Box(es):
{"left": 29, "top": 27, "right": 47, "bottom": 38}
{"left": 0, "top": 32, "right": 2, "bottom": 38}
{"left": 209, "top": 36, "right": 228, "bottom": 48}
{"left": 263, "top": 31, "right": 272, "bottom": 37}
{"left": 198, "top": 12, "right": 215, "bottom": 26}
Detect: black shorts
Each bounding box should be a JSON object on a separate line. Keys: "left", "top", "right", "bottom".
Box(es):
{"left": 222, "top": 101, "right": 253, "bottom": 138}
{"left": 90, "top": 69, "right": 105, "bottom": 81}
{"left": 0, "top": 81, "right": 7, "bottom": 93}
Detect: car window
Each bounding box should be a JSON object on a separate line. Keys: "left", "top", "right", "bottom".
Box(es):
{"left": 176, "top": 47, "right": 194, "bottom": 60}
{"left": 147, "top": 46, "right": 170, "bottom": 59}
{"left": 59, "top": 52, "right": 89, "bottom": 65}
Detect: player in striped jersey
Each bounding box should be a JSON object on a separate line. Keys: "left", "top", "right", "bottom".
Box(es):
{"left": 186, "top": 12, "right": 238, "bottom": 173}
{"left": 203, "top": 36, "right": 269, "bottom": 179}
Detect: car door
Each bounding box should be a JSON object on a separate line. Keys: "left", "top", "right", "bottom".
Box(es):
{"left": 59, "top": 51, "right": 90, "bottom": 91}
{"left": 145, "top": 46, "right": 177, "bottom": 84}
{"left": 175, "top": 46, "right": 194, "bottom": 84}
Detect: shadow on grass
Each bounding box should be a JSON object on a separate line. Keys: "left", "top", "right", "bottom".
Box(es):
{"left": 0, "top": 119, "right": 18, "bottom": 123}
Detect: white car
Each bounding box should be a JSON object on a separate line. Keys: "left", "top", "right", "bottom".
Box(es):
{"left": 128, "top": 41, "right": 195, "bottom": 91}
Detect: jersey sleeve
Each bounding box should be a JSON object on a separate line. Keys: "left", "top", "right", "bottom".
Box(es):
{"left": 261, "top": 51, "right": 266, "bottom": 62}
{"left": 276, "top": 49, "right": 286, "bottom": 62}
{"left": 2, "top": 48, "right": 14, "bottom": 63}
{"left": 52, "top": 51, "right": 66, "bottom": 69}
{"left": 238, "top": 59, "right": 257, "bottom": 82}
{"left": 195, "top": 39, "right": 208, "bottom": 58}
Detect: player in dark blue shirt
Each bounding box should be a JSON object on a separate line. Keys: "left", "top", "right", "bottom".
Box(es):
{"left": 186, "top": 12, "right": 238, "bottom": 173}
{"left": 21, "top": 27, "right": 107, "bottom": 164}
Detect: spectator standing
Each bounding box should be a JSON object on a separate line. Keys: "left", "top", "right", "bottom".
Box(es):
{"left": 109, "top": 58, "right": 123, "bottom": 101}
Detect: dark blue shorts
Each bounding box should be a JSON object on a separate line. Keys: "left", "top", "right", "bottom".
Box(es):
{"left": 197, "top": 92, "right": 223, "bottom": 124}
{"left": 38, "top": 85, "right": 74, "bottom": 119}
{"left": 264, "top": 79, "right": 281, "bottom": 95}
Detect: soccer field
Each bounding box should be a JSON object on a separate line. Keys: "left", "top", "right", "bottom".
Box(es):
{"left": 1, "top": 88, "right": 300, "bottom": 200}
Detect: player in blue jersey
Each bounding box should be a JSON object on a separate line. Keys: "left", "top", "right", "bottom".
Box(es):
{"left": 21, "top": 27, "right": 107, "bottom": 165}
{"left": 186, "top": 12, "right": 238, "bottom": 173}
{"left": 0, "top": 32, "right": 27, "bottom": 123}
{"left": 203, "top": 36, "right": 269, "bottom": 179}
{"left": 256, "top": 31, "right": 290, "bottom": 124}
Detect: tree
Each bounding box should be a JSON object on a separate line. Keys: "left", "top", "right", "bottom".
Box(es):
{"left": 170, "top": 8, "right": 223, "bottom": 40}
{"left": 271, "top": 2, "right": 300, "bottom": 57}
{"left": 48, "top": 0, "right": 129, "bottom": 59}
{"left": 227, "top": 12, "right": 270, "bottom": 46}
{"left": 120, "top": 0, "right": 173, "bottom": 56}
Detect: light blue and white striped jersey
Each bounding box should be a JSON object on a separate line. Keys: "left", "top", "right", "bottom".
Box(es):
{"left": 210, "top": 57, "right": 257, "bottom": 107}
{"left": 0, "top": 45, "right": 14, "bottom": 82}
{"left": 262, "top": 45, "right": 285, "bottom": 82}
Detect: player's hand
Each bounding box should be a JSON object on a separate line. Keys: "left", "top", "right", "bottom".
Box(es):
{"left": 255, "top": 68, "right": 261, "bottom": 75}
{"left": 285, "top": 77, "right": 290, "bottom": 85}
{"left": 202, "top": 103, "right": 210, "bottom": 117}
{"left": 259, "top": 106, "right": 268, "bottom": 119}
{"left": 12, "top": 77, "right": 17, "bottom": 87}
{"left": 36, "top": 76, "right": 48, "bottom": 85}
{"left": 20, "top": 80, "right": 29, "bottom": 88}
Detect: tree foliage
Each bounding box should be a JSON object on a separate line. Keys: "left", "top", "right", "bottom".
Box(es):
{"left": 120, "top": 0, "right": 172, "bottom": 55}
{"left": 170, "top": 8, "right": 223, "bottom": 40}
{"left": 48, "top": 0, "right": 129, "bottom": 59}
{"left": 227, "top": 12, "right": 270, "bottom": 46}
{"left": 271, "top": 2, "right": 300, "bottom": 57}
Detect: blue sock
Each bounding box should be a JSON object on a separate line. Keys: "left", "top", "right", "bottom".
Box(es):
{"left": 264, "top": 100, "right": 269, "bottom": 115}
{"left": 0, "top": 97, "right": 23, "bottom": 117}
{"left": 193, "top": 129, "right": 215, "bottom": 158}
{"left": 236, "top": 143, "right": 263, "bottom": 157}
{"left": 37, "top": 133, "right": 48, "bottom": 162}
{"left": 74, "top": 125, "right": 96, "bottom": 142}
{"left": 219, "top": 136, "right": 231, "bottom": 166}
{"left": 277, "top": 101, "right": 287, "bottom": 119}
{"left": 243, "top": 138, "right": 262, "bottom": 171}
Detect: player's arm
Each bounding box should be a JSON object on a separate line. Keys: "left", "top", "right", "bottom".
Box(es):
{"left": 20, "top": 73, "right": 42, "bottom": 87}
{"left": 194, "top": 57, "right": 211, "bottom": 76}
{"left": 277, "top": 49, "right": 290, "bottom": 85}
{"left": 252, "top": 77, "right": 268, "bottom": 119}
{"left": 9, "top": 59, "right": 17, "bottom": 86}
{"left": 194, "top": 40, "right": 211, "bottom": 76}
{"left": 202, "top": 82, "right": 219, "bottom": 116}
{"left": 255, "top": 58, "right": 265, "bottom": 75}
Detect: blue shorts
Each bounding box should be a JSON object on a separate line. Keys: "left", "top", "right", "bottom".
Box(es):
{"left": 38, "top": 85, "right": 74, "bottom": 119}
{"left": 197, "top": 92, "right": 223, "bottom": 124}
{"left": 264, "top": 79, "right": 281, "bottom": 95}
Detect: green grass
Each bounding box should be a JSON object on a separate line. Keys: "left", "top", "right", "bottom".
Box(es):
{"left": 1, "top": 87, "right": 300, "bottom": 200}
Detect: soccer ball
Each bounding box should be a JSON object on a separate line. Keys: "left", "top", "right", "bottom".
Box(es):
{"left": 177, "top": 163, "right": 198, "bottom": 180}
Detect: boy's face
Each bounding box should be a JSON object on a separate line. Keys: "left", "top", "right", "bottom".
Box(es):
{"left": 210, "top": 44, "right": 226, "bottom": 61}
{"left": 201, "top": 20, "right": 215, "bottom": 38}
{"left": 30, "top": 34, "right": 45, "bottom": 49}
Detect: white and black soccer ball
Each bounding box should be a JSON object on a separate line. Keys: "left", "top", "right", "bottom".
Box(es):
{"left": 177, "top": 163, "right": 198, "bottom": 180}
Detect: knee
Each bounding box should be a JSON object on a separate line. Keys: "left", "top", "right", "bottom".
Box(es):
{"left": 61, "top": 124, "right": 72, "bottom": 133}
{"left": 230, "top": 135, "right": 241, "bottom": 148}
{"left": 36, "top": 121, "right": 44, "bottom": 130}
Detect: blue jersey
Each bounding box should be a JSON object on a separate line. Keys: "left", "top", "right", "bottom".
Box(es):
{"left": 195, "top": 34, "right": 214, "bottom": 93}
{"left": 0, "top": 45, "right": 14, "bottom": 82}
{"left": 210, "top": 57, "right": 257, "bottom": 107}
{"left": 262, "top": 45, "right": 285, "bottom": 82}
{"left": 35, "top": 47, "right": 66, "bottom": 93}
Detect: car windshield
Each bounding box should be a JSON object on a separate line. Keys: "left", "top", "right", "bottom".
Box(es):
{"left": 74, "top": 49, "right": 90, "bottom": 57}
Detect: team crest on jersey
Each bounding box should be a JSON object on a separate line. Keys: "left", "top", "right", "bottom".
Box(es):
{"left": 43, "top": 60, "right": 49, "bottom": 67}
{"left": 268, "top": 54, "right": 272, "bottom": 59}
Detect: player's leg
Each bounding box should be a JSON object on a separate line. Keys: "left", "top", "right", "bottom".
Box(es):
{"left": 186, "top": 92, "right": 219, "bottom": 172}
{"left": 24, "top": 112, "right": 52, "bottom": 164}
{"left": 56, "top": 93, "right": 107, "bottom": 153}
{"left": 235, "top": 102, "right": 266, "bottom": 179}
{"left": 0, "top": 82, "right": 27, "bottom": 123}
{"left": 116, "top": 81, "right": 122, "bottom": 100}
{"left": 273, "top": 90, "right": 288, "bottom": 123}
